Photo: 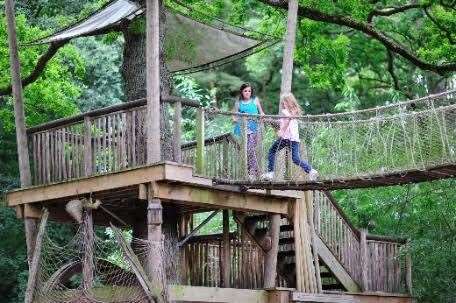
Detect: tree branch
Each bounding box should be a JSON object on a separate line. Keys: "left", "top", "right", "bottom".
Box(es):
{"left": 386, "top": 50, "right": 399, "bottom": 91}
{"left": 367, "top": 4, "right": 424, "bottom": 23}
{"left": 423, "top": 7, "right": 455, "bottom": 44}
{"left": 0, "top": 41, "right": 68, "bottom": 97}
{"left": 259, "top": 0, "right": 456, "bottom": 75}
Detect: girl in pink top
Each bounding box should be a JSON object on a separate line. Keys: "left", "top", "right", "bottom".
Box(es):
{"left": 262, "top": 93, "right": 318, "bottom": 181}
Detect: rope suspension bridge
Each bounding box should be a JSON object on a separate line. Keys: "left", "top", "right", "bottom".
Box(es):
{"left": 28, "top": 90, "right": 456, "bottom": 190}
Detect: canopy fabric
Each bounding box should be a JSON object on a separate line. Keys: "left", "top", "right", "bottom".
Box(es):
{"left": 33, "top": 0, "right": 276, "bottom": 73}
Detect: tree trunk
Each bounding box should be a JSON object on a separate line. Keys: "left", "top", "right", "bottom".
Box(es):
{"left": 121, "top": 0, "right": 170, "bottom": 100}
{"left": 121, "top": 0, "right": 172, "bottom": 160}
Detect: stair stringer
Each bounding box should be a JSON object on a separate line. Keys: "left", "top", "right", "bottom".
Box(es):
{"left": 314, "top": 234, "right": 360, "bottom": 293}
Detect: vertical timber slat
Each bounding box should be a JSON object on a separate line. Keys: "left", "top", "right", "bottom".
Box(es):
{"left": 195, "top": 108, "right": 205, "bottom": 174}
{"left": 84, "top": 116, "right": 92, "bottom": 176}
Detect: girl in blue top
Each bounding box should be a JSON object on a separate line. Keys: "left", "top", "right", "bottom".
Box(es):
{"left": 233, "top": 83, "right": 265, "bottom": 179}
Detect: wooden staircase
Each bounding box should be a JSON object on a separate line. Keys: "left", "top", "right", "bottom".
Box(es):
{"left": 234, "top": 191, "right": 362, "bottom": 292}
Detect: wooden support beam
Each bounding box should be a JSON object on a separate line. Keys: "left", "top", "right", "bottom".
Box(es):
{"left": 315, "top": 235, "right": 360, "bottom": 292}
{"left": 292, "top": 291, "right": 413, "bottom": 303}
{"left": 293, "top": 194, "right": 318, "bottom": 293}
{"left": 360, "top": 228, "right": 369, "bottom": 292}
{"left": 7, "top": 164, "right": 193, "bottom": 206}
{"left": 221, "top": 210, "right": 231, "bottom": 287}
{"left": 264, "top": 214, "right": 280, "bottom": 288}
{"left": 82, "top": 209, "right": 94, "bottom": 289}
{"left": 291, "top": 292, "right": 356, "bottom": 303}
{"left": 24, "top": 208, "right": 48, "bottom": 303}
{"left": 111, "top": 224, "right": 161, "bottom": 303}
{"left": 146, "top": 182, "right": 167, "bottom": 302}
{"left": 178, "top": 210, "right": 220, "bottom": 247}
{"left": 280, "top": 0, "right": 298, "bottom": 95}
{"left": 155, "top": 183, "right": 292, "bottom": 215}
{"left": 146, "top": 0, "right": 161, "bottom": 164}
{"left": 169, "top": 285, "right": 269, "bottom": 303}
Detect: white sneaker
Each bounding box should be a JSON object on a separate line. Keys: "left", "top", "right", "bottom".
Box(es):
{"left": 261, "top": 172, "right": 274, "bottom": 181}
{"left": 308, "top": 169, "right": 319, "bottom": 181}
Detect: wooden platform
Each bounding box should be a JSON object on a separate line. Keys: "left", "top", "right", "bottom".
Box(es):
{"left": 170, "top": 286, "right": 413, "bottom": 303}
{"left": 7, "top": 162, "right": 299, "bottom": 223}
{"left": 214, "top": 164, "right": 456, "bottom": 191}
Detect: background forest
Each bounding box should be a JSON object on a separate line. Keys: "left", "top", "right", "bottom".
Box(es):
{"left": 0, "top": 0, "right": 455, "bottom": 302}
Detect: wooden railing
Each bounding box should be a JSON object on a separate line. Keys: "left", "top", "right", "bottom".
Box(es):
{"left": 362, "top": 235, "right": 411, "bottom": 293}
{"left": 181, "top": 133, "right": 241, "bottom": 179}
{"left": 314, "top": 191, "right": 362, "bottom": 285}
{"left": 28, "top": 97, "right": 199, "bottom": 185}
{"left": 181, "top": 234, "right": 265, "bottom": 289}
{"left": 315, "top": 191, "right": 410, "bottom": 293}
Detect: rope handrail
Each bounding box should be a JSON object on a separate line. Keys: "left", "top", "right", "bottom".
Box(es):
{"left": 206, "top": 90, "right": 456, "bottom": 121}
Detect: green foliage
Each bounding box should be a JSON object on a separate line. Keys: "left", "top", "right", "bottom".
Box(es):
{"left": 73, "top": 36, "right": 124, "bottom": 111}
{"left": 334, "top": 180, "right": 456, "bottom": 302}
{"left": 0, "top": 206, "right": 27, "bottom": 303}
{"left": 0, "top": 1, "right": 455, "bottom": 302}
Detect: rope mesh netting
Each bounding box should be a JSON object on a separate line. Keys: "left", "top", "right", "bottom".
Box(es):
{"left": 33, "top": 220, "right": 177, "bottom": 303}
{"left": 200, "top": 91, "right": 456, "bottom": 183}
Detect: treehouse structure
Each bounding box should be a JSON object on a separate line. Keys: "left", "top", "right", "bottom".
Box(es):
{"left": 4, "top": 0, "right": 456, "bottom": 303}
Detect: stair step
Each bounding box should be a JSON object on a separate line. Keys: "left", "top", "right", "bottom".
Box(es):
{"left": 256, "top": 224, "right": 294, "bottom": 234}
{"left": 320, "top": 271, "right": 333, "bottom": 278}
{"left": 245, "top": 214, "right": 270, "bottom": 222}
{"left": 322, "top": 283, "right": 344, "bottom": 290}
{"left": 279, "top": 237, "right": 294, "bottom": 245}
{"left": 278, "top": 250, "right": 295, "bottom": 257}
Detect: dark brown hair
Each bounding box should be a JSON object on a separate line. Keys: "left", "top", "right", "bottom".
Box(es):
{"left": 239, "top": 83, "right": 255, "bottom": 100}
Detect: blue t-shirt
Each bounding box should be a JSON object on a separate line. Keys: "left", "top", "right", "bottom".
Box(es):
{"left": 234, "top": 97, "right": 259, "bottom": 136}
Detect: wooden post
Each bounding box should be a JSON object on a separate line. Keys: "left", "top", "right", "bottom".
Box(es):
{"left": 405, "top": 241, "right": 412, "bottom": 294}
{"left": 178, "top": 214, "right": 187, "bottom": 284}
{"left": 195, "top": 108, "right": 205, "bottom": 174}
{"left": 84, "top": 116, "right": 93, "bottom": 176}
{"left": 146, "top": 0, "right": 161, "bottom": 164}
{"left": 240, "top": 116, "right": 248, "bottom": 179}
{"left": 294, "top": 194, "right": 318, "bottom": 293}
{"left": 280, "top": 0, "right": 298, "bottom": 95}
{"left": 221, "top": 210, "right": 231, "bottom": 287}
{"left": 82, "top": 209, "right": 94, "bottom": 289}
{"left": 359, "top": 228, "right": 369, "bottom": 292}
{"left": 264, "top": 214, "right": 280, "bottom": 288}
{"left": 5, "top": 0, "right": 37, "bottom": 266}
{"left": 24, "top": 209, "right": 48, "bottom": 303}
{"left": 146, "top": 182, "right": 167, "bottom": 303}
{"left": 305, "top": 191, "right": 322, "bottom": 292}
{"left": 173, "top": 100, "right": 182, "bottom": 163}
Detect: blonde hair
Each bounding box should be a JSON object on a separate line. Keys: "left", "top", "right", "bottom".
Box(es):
{"left": 280, "top": 93, "right": 302, "bottom": 115}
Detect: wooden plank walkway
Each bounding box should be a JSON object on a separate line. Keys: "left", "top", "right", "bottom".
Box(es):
{"left": 213, "top": 164, "right": 456, "bottom": 191}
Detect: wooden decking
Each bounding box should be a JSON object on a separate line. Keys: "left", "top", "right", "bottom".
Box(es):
{"left": 7, "top": 162, "right": 298, "bottom": 223}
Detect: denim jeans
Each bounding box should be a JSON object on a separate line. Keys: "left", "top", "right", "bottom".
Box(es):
{"left": 267, "top": 138, "right": 311, "bottom": 173}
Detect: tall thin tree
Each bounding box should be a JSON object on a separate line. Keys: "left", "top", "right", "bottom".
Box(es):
{"left": 5, "top": 0, "right": 37, "bottom": 265}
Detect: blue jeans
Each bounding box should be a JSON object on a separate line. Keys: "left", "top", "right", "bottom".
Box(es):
{"left": 268, "top": 138, "right": 312, "bottom": 173}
